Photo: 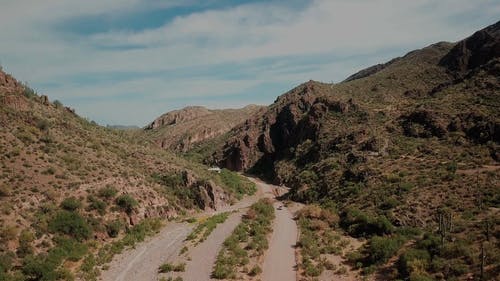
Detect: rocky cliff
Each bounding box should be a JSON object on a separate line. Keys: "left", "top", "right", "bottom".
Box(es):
{"left": 143, "top": 105, "right": 264, "bottom": 152}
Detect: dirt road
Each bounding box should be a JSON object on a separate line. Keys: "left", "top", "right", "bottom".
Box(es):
{"left": 99, "top": 222, "right": 191, "bottom": 281}
{"left": 262, "top": 201, "right": 298, "bottom": 281}
{"left": 100, "top": 178, "right": 266, "bottom": 281}
{"left": 100, "top": 177, "right": 298, "bottom": 281}
{"left": 180, "top": 210, "right": 245, "bottom": 281}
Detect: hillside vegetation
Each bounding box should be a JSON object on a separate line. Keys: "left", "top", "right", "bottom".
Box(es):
{"left": 0, "top": 70, "right": 254, "bottom": 280}
{"left": 214, "top": 22, "right": 500, "bottom": 280}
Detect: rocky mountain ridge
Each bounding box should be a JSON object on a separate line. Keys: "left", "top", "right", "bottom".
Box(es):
{"left": 143, "top": 104, "right": 264, "bottom": 152}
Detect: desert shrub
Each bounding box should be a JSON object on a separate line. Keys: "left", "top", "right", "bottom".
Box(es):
{"left": 106, "top": 220, "right": 123, "bottom": 238}
{"left": 87, "top": 195, "right": 107, "bottom": 215}
{"left": 219, "top": 169, "right": 256, "bottom": 199}
{"left": 158, "top": 262, "right": 185, "bottom": 273}
{"left": 115, "top": 194, "right": 138, "bottom": 214}
{"left": 248, "top": 265, "right": 262, "bottom": 276}
{"left": 42, "top": 167, "right": 56, "bottom": 175}
{"left": 213, "top": 199, "right": 274, "bottom": 279}
{"left": 380, "top": 197, "right": 400, "bottom": 210}
{"left": 186, "top": 212, "right": 229, "bottom": 242}
{"left": 36, "top": 119, "right": 50, "bottom": 131}
{"left": 366, "top": 235, "right": 406, "bottom": 265}
{"left": 0, "top": 226, "right": 17, "bottom": 242}
{"left": 98, "top": 185, "right": 118, "bottom": 199}
{"left": 21, "top": 246, "right": 77, "bottom": 281}
{"left": 48, "top": 210, "right": 92, "bottom": 241}
{"left": 415, "top": 233, "right": 441, "bottom": 258}
{"left": 53, "top": 100, "right": 63, "bottom": 108}
{"left": 153, "top": 173, "right": 184, "bottom": 187}
{"left": 21, "top": 255, "right": 59, "bottom": 281}
{"left": 0, "top": 252, "right": 14, "bottom": 273}
{"left": 17, "top": 230, "right": 35, "bottom": 258}
{"left": 398, "top": 249, "right": 431, "bottom": 277}
{"left": 60, "top": 197, "right": 82, "bottom": 211}
{"left": 0, "top": 185, "right": 12, "bottom": 197}
{"left": 340, "top": 208, "right": 394, "bottom": 237}
{"left": 52, "top": 236, "right": 88, "bottom": 262}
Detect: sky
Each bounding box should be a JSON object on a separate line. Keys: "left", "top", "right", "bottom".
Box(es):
{"left": 0, "top": 1, "right": 499, "bottom": 126}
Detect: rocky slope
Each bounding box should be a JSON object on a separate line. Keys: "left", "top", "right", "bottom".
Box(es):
{"left": 214, "top": 22, "right": 500, "bottom": 280}
{"left": 0, "top": 69, "right": 254, "bottom": 280}
{"left": 143, "top": 105, "right": 264, "bottom": 152}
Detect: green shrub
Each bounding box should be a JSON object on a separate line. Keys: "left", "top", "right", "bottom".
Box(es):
{"left": 158, "top": 262, "right": 185, "bottom": 273}
{"left": 248, "top": 265, "right": 262, "bottom": 276}
{"left": 106, "top": 220, "right": 123, "bottom": 238}
{"left": 398, "top": 249, "right": 431, "bottom": 277}
{"left": 0, "top": 252, "right": 14, "bottom": 273}
{"left": 115, "top": 194, "right": 138, "bottom": 214}
{"left": 219, "top": 169, "right": 257, "bottom": 199}
{"left": 98, "top": 185, "right": 118, "bottom": 199}
{"left": 17, "top": 230, "right": 35, "bottom": 258}
{"left": 52, "top": 236, "right": 88, "bottom": 262}
{"left": 48, "top": 210, "right": 92, "bottom": 241}
{"left": 366, "top": 235, "right": 406, "bottom": 264}
{"left": 340, "top": 208, "right": 394, "bottom": 237}
{"left": 0, "top": 185, "right": 12, "bottom": 197}
{"left": 60, "top": 197, "right": 82, "bottom": 211}
{"left": 87, "top": 195, "right": 107, "bottom": 215}
{"left": 36, "top": 119, "right": 50, "bottom": 131}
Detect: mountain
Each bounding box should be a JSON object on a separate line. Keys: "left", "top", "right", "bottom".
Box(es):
{"left": 0, "top": 69, "right": 255, "bottom": 280}
{"left": 213, "top": 22, "right": 500, "bottom": 279}
{"left": 143, "top": 105, "right": 264, "bottom": 152}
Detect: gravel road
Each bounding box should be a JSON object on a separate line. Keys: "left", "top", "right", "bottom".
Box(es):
{"left": 180, "top": 210, "right": 245, "bottom": 281}
{"left": 99, "top": 222, "right": 192, "bottom": 281}
{"left": 100, "top": 177, "right": 297, "bottom": 281}
{"left": 262, "top": 201, "right": 298, "bottom": 281}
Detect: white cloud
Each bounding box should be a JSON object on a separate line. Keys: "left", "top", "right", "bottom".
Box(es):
{"left": 0, "top": 0, "right": 498, "bottom": 125}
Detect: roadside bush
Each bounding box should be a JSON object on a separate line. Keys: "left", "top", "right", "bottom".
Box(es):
{"left": 158, "top": 262, "right": 185, "bottom": 273}
{"left": 115, "top": 194, "right": 138, "bottom": 214}
{"left": 219, "top": 169, "right": 256, "bottom": 199}
{"left": 48, "top": 210, "right": 92, "bottom": 241}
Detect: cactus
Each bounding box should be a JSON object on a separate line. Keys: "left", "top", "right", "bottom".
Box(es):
{"left": 438, "top": 210, "right": 452, "bottom": 245}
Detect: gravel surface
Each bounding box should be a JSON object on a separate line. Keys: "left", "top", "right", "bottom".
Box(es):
{"left": 262, "top": 201, "right": 298, "bottom": 281}
{"left": 99, "top": 222, "right": 192, "bottom": 281}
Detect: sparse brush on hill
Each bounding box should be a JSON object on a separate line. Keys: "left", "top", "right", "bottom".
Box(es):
{"left": 0, "top": 67, "right": 250, "bottom": 280}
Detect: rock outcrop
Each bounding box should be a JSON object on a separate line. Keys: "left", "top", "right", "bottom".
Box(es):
{"left": 439, "top": 20, "right": 500, "bottom": 73}
{"left": 144, "top": 105, "right": 264, "bottom": 152}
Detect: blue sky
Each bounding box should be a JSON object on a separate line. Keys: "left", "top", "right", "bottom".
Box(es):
{"left": 0, "top": 0, "right": 499, "bottom": 126}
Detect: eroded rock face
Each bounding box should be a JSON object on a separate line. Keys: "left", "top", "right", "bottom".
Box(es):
{"left": 216, "top": 81, "right": 359, "bottom": 175}
{"left": 439, "top": 20, "right": 500, "bottom": 73}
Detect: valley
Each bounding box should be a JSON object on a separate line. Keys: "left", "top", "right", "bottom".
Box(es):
{"left": 0, "top": 19, "right": 499, "bottom": 281}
